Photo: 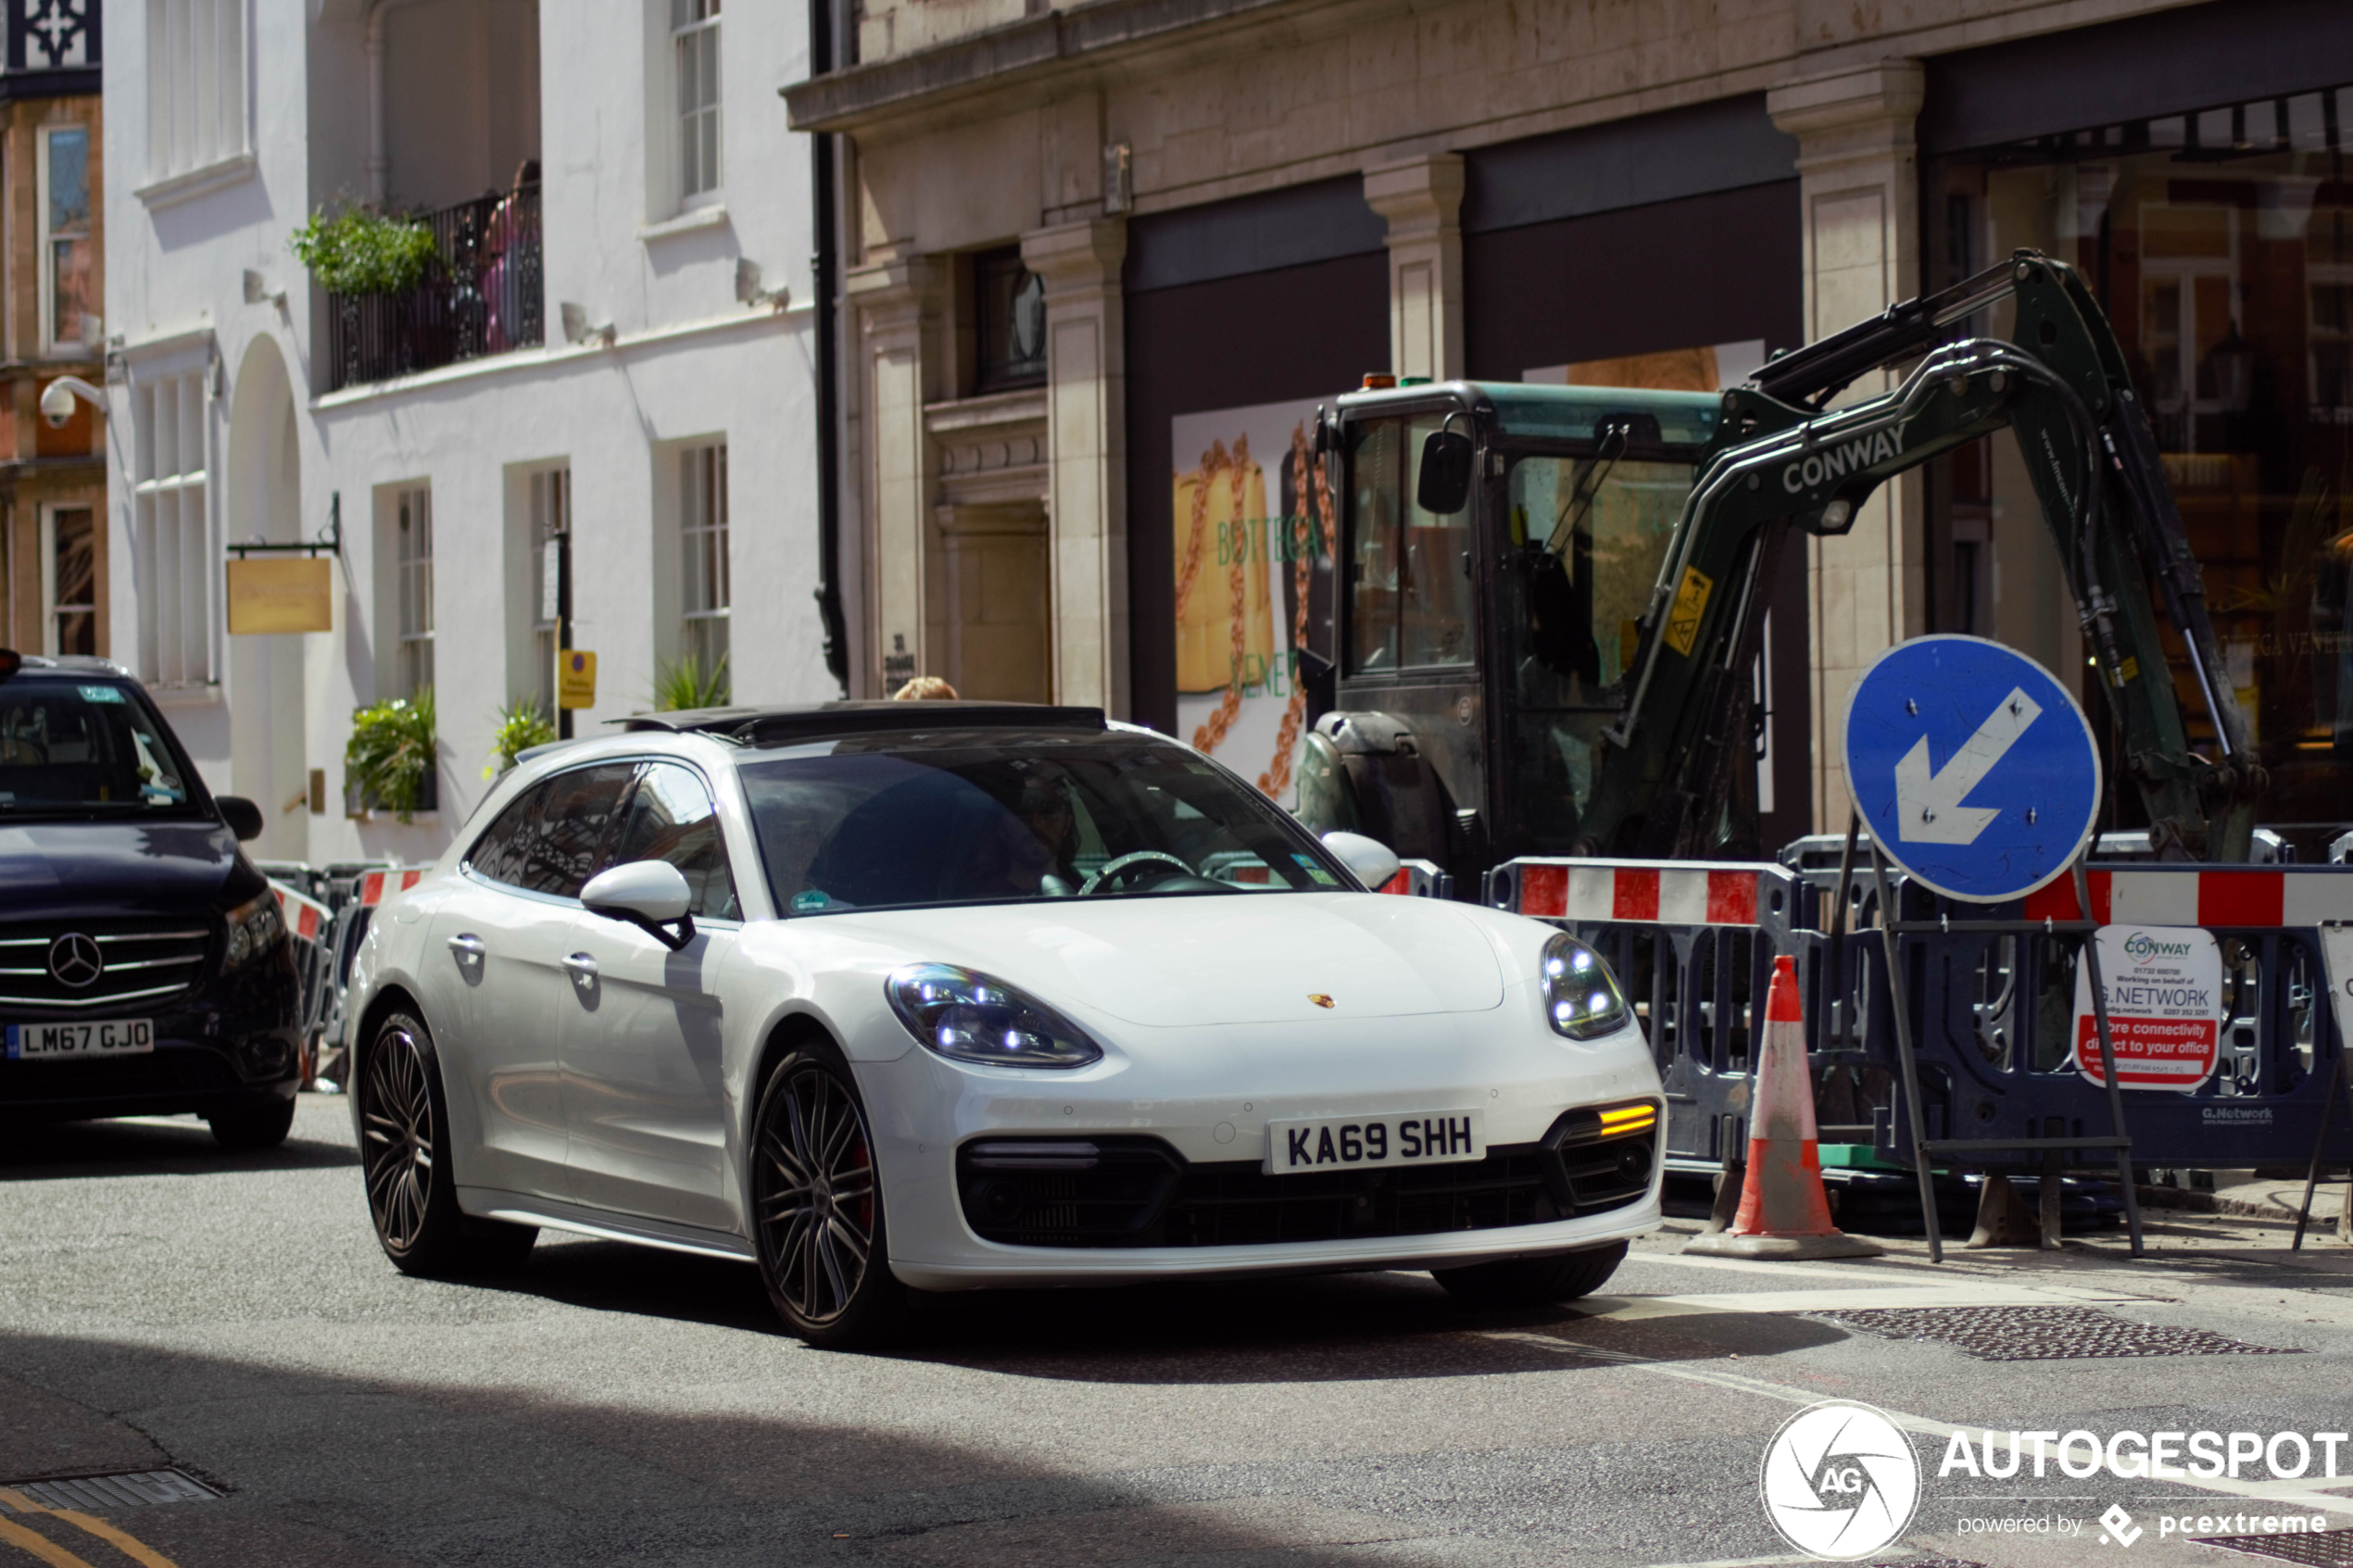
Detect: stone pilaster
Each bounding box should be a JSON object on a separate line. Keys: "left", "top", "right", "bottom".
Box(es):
{"left": 1019, "top": 218, "right": 1128, "bottom": 715}
{"left": 1364, "top": 154, "right": 1465, "bottom": 382}
{"left": 1768, "top": 60, "right": 1926, "bottom": 832}
{"left": 844, "top": 250, "right": 946, "bottom": 696}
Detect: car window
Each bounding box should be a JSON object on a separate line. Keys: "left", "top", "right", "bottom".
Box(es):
{"left": 0, "top": 680, "right": 196, "bottom": 815}
{"left": 471, "top": 762, "right": 635, "bottom": 899}
{"left": 609, "top": 762, "right": 739, "bottom": 921}
{"left": 738, "top": 728, "right": 1345, "bottom": 915}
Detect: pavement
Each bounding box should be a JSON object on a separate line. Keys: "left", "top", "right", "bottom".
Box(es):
{"left": 8, "top": 1098, "right": 2353, "bottom": 1567}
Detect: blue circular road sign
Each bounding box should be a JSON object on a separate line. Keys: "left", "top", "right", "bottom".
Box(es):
{"left": 1841, "top": 635, "right": 2102, "bottom": 904}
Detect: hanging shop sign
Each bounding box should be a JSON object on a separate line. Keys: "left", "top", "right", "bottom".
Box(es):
{"left": 225, "top": 558, "right": 333, "bottom": 634}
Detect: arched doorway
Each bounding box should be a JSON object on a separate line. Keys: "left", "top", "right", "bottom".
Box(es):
{"left": 225, "top": 337, "right": 308, "bottom": 861}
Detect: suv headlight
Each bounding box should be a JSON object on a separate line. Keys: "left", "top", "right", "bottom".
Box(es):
{"left": 1541, "top": 932, "right": 1629, "bottom": 1040}
{"left": 222, "top": 889, "right": 286, "bottom": 972}
{"left": 887, "top": 963, "right": 1103, "bottom": 1069}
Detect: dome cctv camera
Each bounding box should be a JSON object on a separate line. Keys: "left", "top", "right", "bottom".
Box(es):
{"left": 39, "top": 381, "right": 76, "bottom": 429}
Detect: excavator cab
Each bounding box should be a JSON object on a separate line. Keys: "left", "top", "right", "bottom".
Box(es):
{"left": 1301, "top": 383, "right": 1726, "bottom": 880}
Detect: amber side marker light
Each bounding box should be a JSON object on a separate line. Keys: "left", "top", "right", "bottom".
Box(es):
{"left": 1596, "top": 1102, "right": 1658, "bottom": 1137}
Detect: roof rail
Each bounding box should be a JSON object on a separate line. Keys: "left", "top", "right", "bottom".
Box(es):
{"left": 610, "top": 700, "right": 1109, "bottom": 746}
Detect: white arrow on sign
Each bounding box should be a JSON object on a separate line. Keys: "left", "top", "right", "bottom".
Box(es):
{"left": 1894, "top": 686, "right": 2043, "bottom": 845}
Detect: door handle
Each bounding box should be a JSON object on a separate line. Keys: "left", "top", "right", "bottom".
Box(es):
{"left": 561, "top": 953, "right": 598, "bottom": 982}
{"left": 446, "top": 934, "right": 485, "bottom": 961}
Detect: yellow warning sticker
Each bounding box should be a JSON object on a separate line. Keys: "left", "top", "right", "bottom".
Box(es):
{"left": 1663, "top": 566, "right": 1714, "bottom": 657}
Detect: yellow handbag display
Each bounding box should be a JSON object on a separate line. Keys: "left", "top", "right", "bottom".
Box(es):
{"left": 1173, "top": 435, "right": 1275, "bottom": 697}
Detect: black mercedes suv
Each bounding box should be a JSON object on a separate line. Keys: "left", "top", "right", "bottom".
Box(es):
{"left": 0, "top": 650, "right": 302, "bottom": 1148}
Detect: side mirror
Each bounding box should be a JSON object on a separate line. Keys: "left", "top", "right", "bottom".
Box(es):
{"left": 582, "top": 859, "right": 698, "bottom": 951}
{"left": 1416, "top": 429, "right": 1474, "bottom": 516}
{"left": 1322, "top": 830, "right": 1402, "bottom": 892}
{"left": 216, "top": 796, "right": 264, "bottom": 842}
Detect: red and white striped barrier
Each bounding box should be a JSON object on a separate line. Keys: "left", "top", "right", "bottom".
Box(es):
{"left": 1378, "top": 859, "right": 1447, "bottom": 897}
{"left": 269, "top": 881, "right": 333, "bottom": 942}
{"left": 356, "top": 867, "right": 429, "bottom": 906}
{"left": 1502, "top": 859, "right": 1764, "bottom": 926}
{"left": 2022, "top": 867, "right": 2353, "bottom": 927}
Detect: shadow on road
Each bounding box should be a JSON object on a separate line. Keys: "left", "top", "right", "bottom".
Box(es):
{"left": 459, "top": 1238, "right": 1850, "bottom": 1384}
{"left": 0, "top": 1114, "right": 358, "bottom": 1182}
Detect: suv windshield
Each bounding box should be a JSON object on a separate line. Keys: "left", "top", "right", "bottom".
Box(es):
{"left": 739, "top": 728, "right": 1345, "bottom": 914}
{"left": 0, "top": 679, "right": 196, "bottom": 815}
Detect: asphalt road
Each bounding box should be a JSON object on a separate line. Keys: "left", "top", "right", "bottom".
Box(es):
{"left": 8, "top": 1098, "right": 2353, "bottom": 1568}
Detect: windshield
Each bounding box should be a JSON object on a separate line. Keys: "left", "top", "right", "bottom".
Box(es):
{"left": 0, "top": 680, "right": 197, "bottom": 815}
{"left": 739, "top": 728, "right": 1346, "bottom": 914}
{"left": 1500, "top": 452, "right": 1694, "bottom": 831}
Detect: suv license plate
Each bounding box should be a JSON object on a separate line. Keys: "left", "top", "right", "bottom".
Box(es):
{"left": 6, "top": 1018, "right": 156, "bottom": 1060}
{"left": 1265, "top": 1110, "right": 1485, "bottom": 1175}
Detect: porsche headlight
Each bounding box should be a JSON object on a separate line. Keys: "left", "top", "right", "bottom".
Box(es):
{"left": 1541, "top": 932, "right": 1629, "bottom": 1040}
{"left": 221, "top": 889, "right": 286, "bottom": 972}
{"left": 887, "top": 963, "right": 1103, "bottom": 1069}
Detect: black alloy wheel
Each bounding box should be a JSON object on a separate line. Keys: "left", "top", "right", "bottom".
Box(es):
{"left": 359, "top": 1010, "right": 535, "bottom": 1275}
{"left": 362, "top": 1021, "right": 436, "bottom": 1254}
{"left": 751, "top": 1043, "right": 906, "bottom": 1348}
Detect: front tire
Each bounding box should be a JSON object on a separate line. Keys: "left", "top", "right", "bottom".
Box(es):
{"left": 750, "top": 1040, "right": 905, "bottom": 1348}
{"left": 1431, "top": 1240, "right": 1628, "bottom": 1307}
{"left": 208, "top": 1096, "right": 296, "bottom": 1150}
{"left": 359, "top": 1010, "right": 535, "bottom": 1276}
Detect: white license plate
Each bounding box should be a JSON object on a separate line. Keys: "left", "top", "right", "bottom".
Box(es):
{"left": 6, "top": 1018, "right": 155, "bottom": 1060}
{"left": 1265, "top": 1110, "right": 1485, "bottom": 1175}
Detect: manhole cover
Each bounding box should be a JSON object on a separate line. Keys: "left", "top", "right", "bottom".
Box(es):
{"left": 2, "top": 1469, "right": 221, "bottom": 1510}
{"left": 2195, "top": 1527, "right": 2353, "bottom": 1565}
{"left": 1820, "top": 1305, "right": 2299, "bottom": 1361}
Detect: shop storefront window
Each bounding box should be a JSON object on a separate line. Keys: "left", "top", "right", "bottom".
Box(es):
{"left": 1928, "top": 85, "right": 2353, "bottom": 847}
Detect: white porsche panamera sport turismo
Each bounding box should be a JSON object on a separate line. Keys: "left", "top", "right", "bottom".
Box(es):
{"left": 346, "top": 703, "right": 1663, "bottom": 1346}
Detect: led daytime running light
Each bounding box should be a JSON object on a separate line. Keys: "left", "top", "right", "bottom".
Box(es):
{"left": 887, "top": 962, "right": 1103, "bottom": 1070}
{"left": 1540, "top": 932, "right": 1629, "bottom": 1041}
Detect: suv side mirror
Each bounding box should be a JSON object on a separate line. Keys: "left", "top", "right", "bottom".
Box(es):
{"left": 1416, "top": 429, "right": 1474, "bottom": 516}
{"left": 1322, "top": 830, "right": 1402, "bottom": 892}
{"left": 216, "top": 796, "right": 264, "bottom": 842}
{"left": 582, "top": 859, "right": 698, "bottom": 951}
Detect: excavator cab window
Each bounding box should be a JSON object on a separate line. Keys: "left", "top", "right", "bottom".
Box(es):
{"left": 1347, "top": 413, "right": 1476, "bottom": 673}
{"left": 1498, "top": 447, "right": 1694, "bottom": 830}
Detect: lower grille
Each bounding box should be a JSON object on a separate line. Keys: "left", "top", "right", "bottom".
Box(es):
{"left": 957, "top": 1106, "right": 1657, "bottom": 1250}
{"left": 0, "top": 1046, "right": 241, "bottom": 1104}
{"left": 0, "top": 919, "right": 212, "bottom": 1013}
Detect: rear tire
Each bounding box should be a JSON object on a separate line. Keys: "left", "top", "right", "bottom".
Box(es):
{"left": 359, "top": 1010, "right": 535, "bottom": 1277}
{"left": 749, "top": 1038, "right": 907, "bottom": 1348}
{"left": 208, "top": 1096, "right": 296, "bottom": 1150}
{"left": 1431, "top": 1240, "right": 1628, "bottom": 1307}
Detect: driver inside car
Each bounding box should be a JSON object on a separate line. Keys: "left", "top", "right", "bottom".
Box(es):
{"left": 969, "top": 766, "right": 1081, "bottom": 897}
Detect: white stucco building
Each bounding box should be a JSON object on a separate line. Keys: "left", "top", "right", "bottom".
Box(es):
{"left": 103, "top": 0, "right": 831, "bottom": 866}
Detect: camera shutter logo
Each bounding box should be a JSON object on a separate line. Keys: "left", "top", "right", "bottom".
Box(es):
{"left": 47, "top": 933, "right": 103, "bottom": 989}
{"left": 1758, "top": 1399, "right": 1920, "bottom": 1560}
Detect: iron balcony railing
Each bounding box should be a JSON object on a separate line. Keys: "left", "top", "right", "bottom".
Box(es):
{"left": 326, "top": 184, "right": 542, "bottom": 392}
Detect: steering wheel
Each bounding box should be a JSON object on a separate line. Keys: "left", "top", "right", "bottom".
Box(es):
{"left": 1079, "top": 850, "right": 1195, "bottom": 896}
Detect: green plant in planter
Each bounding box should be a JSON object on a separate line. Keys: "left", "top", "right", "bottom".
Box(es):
{"left": 653, "top": 653, "right": 730, "bottom": 711}
{"left": 346, "top": 688, "right": 437, "bottom": 822}
{"left": 483, "top": 698, "right": 559, "bottom": 779}
{"left": 289, "top": 207, "right": 440, "bottom": 295}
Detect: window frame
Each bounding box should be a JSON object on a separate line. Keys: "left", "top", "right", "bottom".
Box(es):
{"left": 670, "top": 0, "right": 723, "bottom": 210}
{"left": 38, "top": 123, "right": 93, "bottom": 355}
{"left": 143, "top": 0, "right": 250, "bottom": 191}
{"left": 40, "top": 503, "right": 96, "bottom": 658}
{"left": 128, "top": 361, "right": 215, "bottom": 694}
{"left": 528, "top": 466, "right": 569, "bottom": 717}
{"left": 607, "top": 758, "right": 742, "bottom": 924}
{"left": 679, "top": 442, "right": 729, "bottom": 678}
{"left": 394, "top": 484, "right": 434, "bottom": 700}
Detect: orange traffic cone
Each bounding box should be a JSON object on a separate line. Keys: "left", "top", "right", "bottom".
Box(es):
{"left": 1684, "top": 955, "right": 1883, "bottom": 1260}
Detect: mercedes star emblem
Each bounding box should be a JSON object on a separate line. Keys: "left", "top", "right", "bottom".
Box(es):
{"left": 47, "top": 932, "right": 103, "bottom": 989}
